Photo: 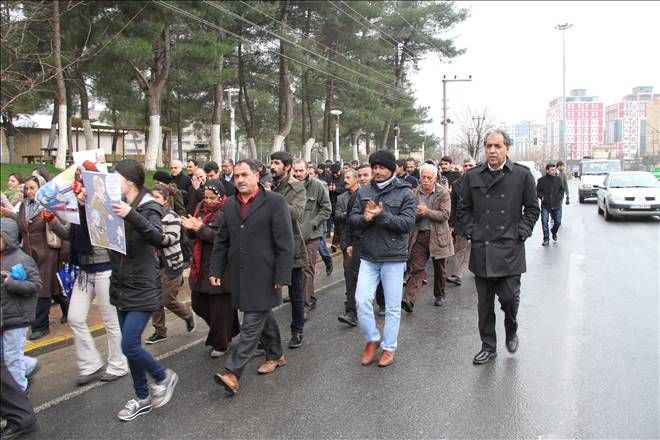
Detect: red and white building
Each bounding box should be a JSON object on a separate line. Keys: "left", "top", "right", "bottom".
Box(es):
{"left": 604, "top": 86, "right": 660, "bottom": 160}
{"left": 546, "top": 89, "right": 604, "bottom": 160}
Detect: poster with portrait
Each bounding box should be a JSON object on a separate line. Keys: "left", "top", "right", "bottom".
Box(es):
{"left": 81, "top": 171, "right": 126, "bottom": 254}
{"left": 73, "top": 149, "right": 108, "bottom": 173}
{"left": 35, "top": 164, "right": 80, "bottom": 224}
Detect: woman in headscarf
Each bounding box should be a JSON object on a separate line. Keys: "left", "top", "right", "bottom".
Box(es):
{"left": 180, "top": 179, "right": 239, "bottom": 358}
{"left": 9, "top": 175, "right": 69, "bottom": 340}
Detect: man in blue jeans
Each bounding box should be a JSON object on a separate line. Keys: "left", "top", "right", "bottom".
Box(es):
{"left": 536, "top": 163, "right": 565, "bottom": 246}
{"left": 348, "top": 150, "right": 416, "bottom": 368}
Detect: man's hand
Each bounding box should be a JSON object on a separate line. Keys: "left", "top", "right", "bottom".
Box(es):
{"left": 274, "top": 283, "right": 285, "bottom": 289}
{"left": 346, "top": 246, "right": 353, "bottom": 257}
{"left": 0, "top": 206, "right": 13, "bottom": 217}
{"left": 416, "top": 202, "right": 429, "bottom": 216}
{"left": 565, "top": 198, "right": 570, "bottom": 205}
{"left": 76, "top": 187, "right": 87, "bottom": 205}
{"left": 112, "top": 201, "right": 132, "bottom": 218}
{"left": 191, "top": 175, "right": 201, "bottom": 190}
{"left": 364, "top": 200, "right": 383, "bottom": 222}
{"left": 209, "top": 276, "right": 222, "bottom": 287}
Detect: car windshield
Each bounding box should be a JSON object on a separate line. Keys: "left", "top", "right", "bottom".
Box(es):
{"left": 609, "top": 173, "right": 660, "bottom": 188}
{"left": 582, "top": 161, "right": 620, "bottom": 174}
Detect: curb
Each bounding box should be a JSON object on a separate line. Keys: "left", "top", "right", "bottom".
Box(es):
{"left": 25, "top": 251, "right": 343, "bottom": 356}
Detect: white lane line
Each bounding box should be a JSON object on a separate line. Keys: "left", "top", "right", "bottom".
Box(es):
{"left": 34, "top": 337, "right": 205, "bottom": 414}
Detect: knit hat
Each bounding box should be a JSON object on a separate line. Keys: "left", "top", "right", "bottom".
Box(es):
{"left": 369, "top": 150, "right": 397, "bottom": 173}
{"left": 330, "top": 163, "right": 341, "bottom": 173}
{"left": 153, "top": 171, "right": 173, "bottom": 184}
{"left": 203, "top": 179, "right": 225, "bottom": 197}
{"left": 114, "top": 159, "right": 146, "bottom": 188}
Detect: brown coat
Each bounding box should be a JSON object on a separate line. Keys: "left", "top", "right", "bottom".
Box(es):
{"left": 408, "top": 183, "right": 454, "bottom": 260}
{"left": 16, "top": 204, "right": 63, "bottom": 299}
{"left": 187, "top": 205, "right": 230, "bottom": 295}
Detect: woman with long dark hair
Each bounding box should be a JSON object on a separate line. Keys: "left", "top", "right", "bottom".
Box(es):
{"left": 110, "top": 160, "right": 178, "bottom": 421}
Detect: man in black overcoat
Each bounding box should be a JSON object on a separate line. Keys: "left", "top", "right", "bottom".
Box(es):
{"left": 210, "top": 160, "right": 294, "bottom": 394}
{"left": 458, "top": 129, "right": 540, "bottom": 365}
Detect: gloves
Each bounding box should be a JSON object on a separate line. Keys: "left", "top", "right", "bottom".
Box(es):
{"left": 72, "top": 180, "right": 83, "bottom": 195}
{"left": 565, "top": 199, "right": 570, "bottom": 205}
{"left": 41, "top": 209, "right": 56, "bottom": 224}
{"left": 10, "top": 263, "right": 27, "bottom": 281}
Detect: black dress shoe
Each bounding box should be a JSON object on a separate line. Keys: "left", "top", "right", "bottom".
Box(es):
{"left": 401, "top": 299, "right": 414, "bottom": 313}
{"left": 1, "top": 420, "right": 38, "bottom": 440}
{"left": 337, "top": 311, "right": 358, "bottom": 326}
{"left": 506, "top": 334, "right": 519, "bottom": 353}
{"left": 433, "top": 297, "right": 443, "bottom": 307}
{"left": 472, "top": 350, "right": 497, "bottom": 365}
{"left": 28, "top": 329, "right": 49, "bottom": 341}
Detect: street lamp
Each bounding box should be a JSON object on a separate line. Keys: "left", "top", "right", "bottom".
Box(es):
{"left": 441, "top": 75, "right": 472, "bottom": 157}
{"left": 226, "top": 87, "right": 239, "bottom": 162}
{"left": 555, "top": 23, "right": 572, "bottom": 163}
{"left": 330, "top": 109, "right": 342, "bottom": 162}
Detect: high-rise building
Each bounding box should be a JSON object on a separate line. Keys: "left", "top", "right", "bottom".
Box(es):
{"left": 545, "top": 89, "right": 604, "bottom": 160}
{"left": 645, "top": 99, "right": 660, "bottom": 163}
{"left": 604, "top": 86, "right": 660, "bottom": 160}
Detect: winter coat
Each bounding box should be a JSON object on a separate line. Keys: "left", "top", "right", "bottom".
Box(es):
{"left": 15, "top": 201, "right": 63, "bottom": 299}
{"left": 50, "top": 210, "right": 112, "bottom": 271}
{"left": 1, "top": 218, "right": 42, "bottom": 330}
{"left": 273, "top": 174, "right": 309, "bottom": 269}
{"left": 458, "top": 158, "right": 540, "bottom": 278}
{"left": 159, "top": 209, "right": 184, "bottom": 278}
{"left": 109, "top": 195, "right": 164, "bottom": 312}
{"left": 348, "top": 177, "right": 417, "bottom": 263}
{"left": 408, "top": 184, "right": 454, "bottom": 260}
{"left": 335, "top": 189, "right": 357, "bottom": 249}
{"left": 301, "top": 177, "right": 332, "bottom": 242}
{"left": 187, "top": 204, "right": 229, "bottom": 295}
{"left": 536, "top": 174, "right": 565, "bottom": 209}
{"left": 209, "top": 188, "right": 293, "bottom": 312}
{"left": 449, "top": 175, "right": 466, "bottom": 236}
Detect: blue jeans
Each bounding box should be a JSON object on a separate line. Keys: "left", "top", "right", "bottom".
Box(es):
{"left": 541, "top": 206, "right": 562, "bottom": 240}
{"left": 355, "top": 260, "right": 406, "bottom": 351}
{"left": 117, "top": 310, "right": 166, "bottom": 399}
{"left": 319, "top": 229, "right": 332, "bottom": 268}
{"left": 289, "top": 267, "right": 305, "bottom": 334}
{"left": 1, "top": 327, "right": 38, "bottom": 391}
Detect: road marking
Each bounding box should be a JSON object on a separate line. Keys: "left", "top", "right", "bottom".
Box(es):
{"left": 34, "top": 337, "right": 205, "bottom": 414}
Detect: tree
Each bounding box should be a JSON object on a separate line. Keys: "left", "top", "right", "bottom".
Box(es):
{"left": 456, "top": 107, "right": 495, "bottom": 161}
{"left": 52, "top": 0, "right": 68, "bottom": 169}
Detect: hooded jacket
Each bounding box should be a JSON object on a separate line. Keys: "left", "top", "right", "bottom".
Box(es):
{"left": 1, "top": 217, "right": 42, "bottom": 330}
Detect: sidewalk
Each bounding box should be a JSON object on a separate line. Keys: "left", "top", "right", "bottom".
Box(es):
{"left": 25, "top": 249, "right": 344, "bottom": 356}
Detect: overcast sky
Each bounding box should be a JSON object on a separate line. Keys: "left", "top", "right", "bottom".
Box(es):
{"left": 411, "top": 1, "right": 660, "bottom": 140}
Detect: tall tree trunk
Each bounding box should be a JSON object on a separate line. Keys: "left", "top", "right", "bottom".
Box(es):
{"left": 66, "top": 79, "right": 73, "bottom": 152}
{"left": 366, "top": 132, "right": 371, "bottom": 156}
{"left": 210, "top": 49, "right": 224, "bottom": 164}
{"left": 52, "top": 1, "right": 68, "bottom": 169}
{"left": 47, "top": 96, "right": 59, "bottom": 150}
{"left": 238, "top": 43, "right": 258, "bottom": 159}
{"left": 76, "top": 71, "right": 95, "bottom": 150}
{"left": 323, "top": 78, "right": 334, "bottom": 159}
{"left": 272, "top": 0, "right": 293, "bottom": 153}
{"left": 380, "top": 121, "right": 391, "bottom": 149}
{"left": 3, "top": 111, "right": 17, "bottom": 163}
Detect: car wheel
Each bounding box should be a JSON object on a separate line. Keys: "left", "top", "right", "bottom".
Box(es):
{"left": 597, "top": 201, "right": 603, "bottom": 215}
{"left": 603, "top": 203, "right": 613, "bottom": 221}
{"left": 579, "top": 195, "right": 585, "bottom": 204}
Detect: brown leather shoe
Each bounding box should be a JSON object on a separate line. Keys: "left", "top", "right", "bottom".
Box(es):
{"left": 378, "top": 350, "right": 395, "bottom": 367}
{"left": 257, "top": 355, "right": 286, "bottom": 374}
{"left": 360, "top": 341, "right": 380, "bottom": 366}
{"left": 214, "top": 371, "right": 239, "bottom": 395}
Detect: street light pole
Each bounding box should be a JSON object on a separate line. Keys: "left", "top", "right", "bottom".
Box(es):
{"left": 441, "top": 75, "right": 472, "bottom": 157}
{"left": 555, "top": 23, "right": 572, "bottom": 163}
{"left": 330, "top": 109, "right": 342, "bottom": 162}
{"left": 226, "top": 87, "right": 239, "bottom": 162}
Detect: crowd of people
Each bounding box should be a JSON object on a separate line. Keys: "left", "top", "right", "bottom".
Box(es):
{"left": 1, "top": 129, "right": 571, "bottom": 437}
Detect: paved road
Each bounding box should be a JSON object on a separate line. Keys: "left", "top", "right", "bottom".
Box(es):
{"left": 24, "top": 193, "right": 659, "bottom": 439}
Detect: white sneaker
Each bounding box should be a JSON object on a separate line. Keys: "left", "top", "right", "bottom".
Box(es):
{"left": 117, "top": 397, "right": 152, "bottom": 421}
{"left": 210, "top": 349, "right": 226, "bottom": 358}
{"left": 150, "top": 369, "right": 178, "bottom": 409}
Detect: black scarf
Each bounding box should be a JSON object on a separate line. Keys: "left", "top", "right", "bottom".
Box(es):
{"left": 69, "top": 204, "right": 94, "bottom": 266}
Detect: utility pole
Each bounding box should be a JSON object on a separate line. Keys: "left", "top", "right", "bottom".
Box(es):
{"left": 330, "top": 109, "right": 342, "bottom": 162}
{"left": 472, "top": 115, "right": 485, "bottom": 159}
{"left": 442, "top": 75, "right": 472, "bottom": 157}
{"left": 394, "top": 123, "right": 399, "bottom": 159}
{"left": 226, "top": 87, "right": 239, "bottom": 162}
{"left": 555, "top": 23, "right": 572, "bottom": 163}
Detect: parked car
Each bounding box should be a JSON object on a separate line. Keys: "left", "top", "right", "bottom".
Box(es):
{"left": 596, "top": 171, "right": 660, "bottom": 221}
{"left": 578, "top": 159, "right": 622, "bottom": 203}
{"left": 515, "top": 161, "right": 542, "bottom": 180}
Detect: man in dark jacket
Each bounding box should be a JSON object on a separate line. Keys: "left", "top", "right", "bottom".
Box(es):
{"left": 536, "top": 163, "right": 565, "bottom": 246}
{"left": 270, "top": 152, "right": 308, "bottom": 348}
{"left": 556, "top": 160, "right": 570, "bottom": 205}
{"left": 211, "top": 160, "right": 294, "bottom": 395}
{"left": 169, "top": 160, "right": 191, "bottom": 197}
{"left": 396, "top": 158, "right": 419, "bottom": 188}
{"left": 447, "top": 157, "right": 476, "bottom": 286}
{"left": 440, "top": 156, "right": 462, "bottom": 188}
{"left": 458, "top": 130, "right": 540, "bottom": 365}
{"left": 348, "top": 150, "right": 416, "bottom": 368}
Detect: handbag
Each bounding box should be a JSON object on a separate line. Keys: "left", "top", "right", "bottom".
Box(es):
{"left": 46, "top": 223, "right": 62, "bottom": 249}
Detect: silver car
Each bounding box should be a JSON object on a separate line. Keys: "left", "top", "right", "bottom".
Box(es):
{"left": 596, "top": 171, "right": 660, "bottom": 220}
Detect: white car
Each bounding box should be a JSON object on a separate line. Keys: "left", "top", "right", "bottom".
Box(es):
{"left": 596, "top": 171, "right": 660, "bottom": 220}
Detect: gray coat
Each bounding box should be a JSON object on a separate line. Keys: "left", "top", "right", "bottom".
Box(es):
{"left": 458, "top": 158, "right": 540, "bottom": 278}
{"left": 209, "top": 188, "right": 294, "bottom": 312}
{"left": 273, "top": 174, "right": 309, "bottom": 269}
{"left": 301, "top": 177, "right": 331, "bottom": 242}
{"left": 1, "top": 218, "right": 42, "bottom": 330}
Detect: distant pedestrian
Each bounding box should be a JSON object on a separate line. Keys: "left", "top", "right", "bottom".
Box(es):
{"left": 110, "top": 160, "right": 178, "bottom": 421}
{"left": 396, "top": 158, "right": 419, "bottom": 188}
{"left": 556, "top": 160, "right": 570, "bottom": 205}
{"left": 335, "top": 168, "right": 360, "bottom": 326}
{"left": 211, "top": 160, "right": 294, "bottom": 395}
{"left": 458, "top": 130, "right": 540, "bottom": 365}
{"left": 536, "top": 163, "right": 565, "bottom": 246}
{"left": 348, "top": 150, "right": 416, "bottom": 367}
{"left": 440, "top": 156, "right": 461, "bottom": 187}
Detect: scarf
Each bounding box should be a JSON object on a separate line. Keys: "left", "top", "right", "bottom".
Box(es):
{"left": 5, "top": 187, "right": 20, "bottom": 205}
{"left": 70, "top": 204, "right": 94, "bottom": 266}
{"left": 190, "top": 197, "right": 226, "bottom": 283}
{"left": 24, "top": 198, "right": 42, "bottom": 222}
{"left": 376, "top": 174, "right": 397, "bottom": 190}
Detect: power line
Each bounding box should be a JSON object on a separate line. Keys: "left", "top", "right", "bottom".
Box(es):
{"left": 391, "top": 4, "right": 443, "bottom": 53}
{"left": 204, "top": 1, "right": 406, "bottom": 98}
{"left": 154, "top": 1, "right": 413, "bottom": 106}
{"left": 237, "top": 0, "right": 394, "bottom": 85}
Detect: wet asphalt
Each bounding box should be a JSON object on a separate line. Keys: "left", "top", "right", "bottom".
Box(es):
{"left": 23, "top": 189, "right": 660, "bottom": 439}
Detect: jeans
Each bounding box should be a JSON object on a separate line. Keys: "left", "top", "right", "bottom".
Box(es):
{"left": 319, "top": 231, "right": 332, "bottom": 269}
{"left": 117, "top": 310, "right": 166, "bottom": 399}
{"left": 355, "top": 259, "right": 406, "bottom": 351}
{"left": 32, "top": 295, "right": 69, "bottom": 333}
{"left": 68, "top": 270, "right": 128, "bottom": 376}
{"left": 289, "top": 268, "right": 305, "bottom": 334}
{"left": 1, "top": 327, "right": 38, "bottom": 391}
{"left": 541, "top": 206, "right": 562, "bottom": 240}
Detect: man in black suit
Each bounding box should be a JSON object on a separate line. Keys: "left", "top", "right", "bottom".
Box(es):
{"left": 210, "top": 159, "right": 294, "bottom": 395}
{"left": 458, "top": 129, "right": 540, "bottom": 365}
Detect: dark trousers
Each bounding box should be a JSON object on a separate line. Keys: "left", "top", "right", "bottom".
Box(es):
{"left": 224, "top": 310, "right": 282, "bottom": 379}
{"left": 117, "top": 310, "right": 166, "bottom": 399}
{"left": 1, "top": 361, "right": 36, "bottom": 430}
{"left": 342, "top": 249, "right": 352, "bottom": 297}
{"left": 303, "top": 239, "right": 321, "bottom": 309}
{"left": 403, "top": 231, "right": 448, "bottom": 302}
{"left": 474, "top": 275, "right": 521, "bottom": 352}
{"left": 289, "top": 268, "right": 305, "bottom": 334}
{"left": 32, "top": 295, "right": 69, "bottom": 333}
{"left": 191, "top": 291, "right": 239, "bottom": 352}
